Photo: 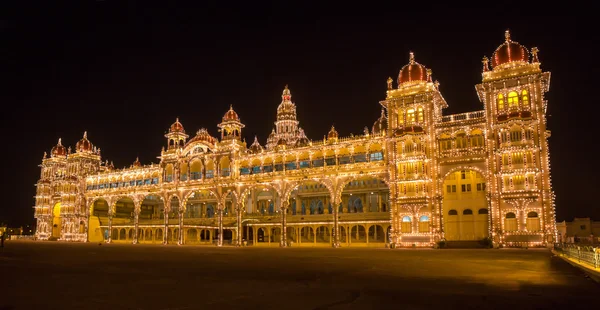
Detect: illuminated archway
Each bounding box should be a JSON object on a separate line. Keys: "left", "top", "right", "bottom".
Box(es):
{"left": 52, "top": 202, "right": 61, "bottom": 239}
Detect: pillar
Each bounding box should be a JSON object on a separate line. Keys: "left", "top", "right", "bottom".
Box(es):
{"left": 217, "top": 203, "right": 224, "bottom": 246}
{"left": 133, "top": 208, "right": 139, "bottom": 244}
{"left": 280, "top": 200, "right": 289, "bottom": 247}
{"left": 236, "top": 204, "right": 243, "bottom": 246}
{"left": 163, "top": 208, "right": 169, "bottom": 245}
{"left": 332, "top": 196, "right": 340, "bottom": 248}
{"left": 107, "top": 212, "right": 113, "bottom": 243}
{"left": 178, "top": 209, "right": 184, "bottom": 245}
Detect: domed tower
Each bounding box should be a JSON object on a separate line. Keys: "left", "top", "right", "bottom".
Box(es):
{"left": 217, "top": 105, "right": 246, "bottom": 151}
{"left": 165, "top": 118, "right": 189, "bottom": 151}
{"left": 327, "top": 125, "right": 338, "bottom": 144}
{"left": 381, "top": 51, "right": 447, "bottom": 247}
{"left": 266, "top": 85, "right": 304, "bottom": 150}
{"left": 372, "top": 108, "right": 388, "bottom": 136}
{"left": 476, "top": 30, "right": 555, "bottom": 246}
{"left": 249, "top": 136, "right": 264, "bottom": 154}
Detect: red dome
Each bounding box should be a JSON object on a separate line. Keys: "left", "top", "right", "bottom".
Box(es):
{"left": 186, "top": 128, "right": 217, "bottom": 146}
{"left": 223, "top": 105, "right": 240, "bottom": 121}
{"left": 327, "top": 125, "right": 338, "bottom": 140}
{"left": 133, "top": 157, "right": 141, "bottom": 167}
{"left": 51, "top": 138, "right": 66, "bottom": 157}
{"left": 76, "top": 131, "right": 93, "bottom": 152}
{"left": 398, "top": 52, "right": 428, "bottom": 85}
{"left": 491, "top": 30, "right": 529, "bottom": 68}
{"left": 170, "top": 118, "right": 185, "bottom": 133}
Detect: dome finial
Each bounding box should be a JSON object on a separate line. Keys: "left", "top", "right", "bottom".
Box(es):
{"left": 83, "top": 131, "right": 87, "bottom": 139}
{"left": 531, "top": 47, "right": 539, "bottom": 63}
{"left": 285, "top": 84, "right": 289, "bottom": 90}
{"left": 176, "top": 117, "right": 179, "bottom": 122}
{"left": 409, "top": 51, "right": 415, "bottom": 64}
{"left": 229, "top": 104, "right": 233, "bottom": 110}
{"left": 58, "top": 138, "right": 62, "bottom": 145}
{"left": 505, "top": 29, "right": 511, "bottom": 42}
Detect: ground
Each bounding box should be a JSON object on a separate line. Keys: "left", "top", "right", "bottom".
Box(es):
{"left": 1, "top": 241, "right": 598, "bottom": 309}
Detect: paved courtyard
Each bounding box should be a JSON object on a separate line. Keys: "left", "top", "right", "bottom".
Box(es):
{"left": 1, "top": 241, "right": 598, "bottom": 309}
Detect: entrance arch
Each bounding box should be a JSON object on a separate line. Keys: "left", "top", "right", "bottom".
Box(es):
{"left": 442, "top": 169, "right": 489, "bottom": 241}
{"left": 52, "top": 202, "right": 61, "bottom": 239}
{"left": 88, "top": 198, "right": 109, "bottom": 242}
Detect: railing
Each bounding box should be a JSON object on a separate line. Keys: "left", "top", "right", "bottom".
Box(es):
{"left": 441, "top": 110, "right": 486, "bottom": 123}
{"left": 554, "top": 243, "right": 600, "bottom": 269}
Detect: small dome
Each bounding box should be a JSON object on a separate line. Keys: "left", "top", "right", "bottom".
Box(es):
{"left": 76, "top": 131, "right": 93, "bottom": 153}
{"left": 51, "top": 138, "right": 66, "bottom": 158}
{"left": 132, "top": 157, "right": 141, "bottom": 167}
{"left": 223, "top": 105, "right": 240, "bottom": 122}
{"left": 186, "top": 128, "right": 217, "bottom": 146}
{"left": 295, "top": 128, "right": 310, "bottom": 147}
{"left": 372, "top": 109, "right": 388, "bottom": 135}
{"left": 491, "top": 30, "right": 529, "bottom": 68}
{"left": 169, "top": 118, "right": 185, "bottom": 133}
{"left": 398, "top": 52, "right": 428, "bottom": 85}
{"left": 327, "top": 125, "right": 338, "bottom": 140}
{"left": 249, "top": 136, "right": 264, "bottom": 154}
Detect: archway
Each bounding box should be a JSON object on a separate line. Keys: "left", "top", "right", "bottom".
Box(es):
{"left": 287, "top": 180, "right": 332, "bottom": 216}
{"left": 442, "top": 169, "right": 489, "bottom": 241}
{"left": 114, "top": 197, "right": 135, "bottom": 241}
{"left": 340, "top": 176, "right": 389, "bottom": 214}
{"left": 88, "top": 198, "right": 109, "bottom": 242}
{"left": 138, "top": 194, "right": 164, "bottom": 243}
{"left": 52, "top": 202, "right": 61, "bottom": 239}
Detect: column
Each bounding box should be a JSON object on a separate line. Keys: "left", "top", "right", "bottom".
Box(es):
{"left": 217, "top": 203, "right": 224, "bottom": 246}
{"left": 133, "top": 208, "right": 139, "bottom": 244}
{"left": 163, "top": 208, "right": 169, "bottom": 245}
{"left": 107, "top": 212, "right": 113, "bottom": 243}
{"left": 236, "top": 204, "right": 243, "bottom": 246}
{"left": 331, "top": 196, "right": 340, "bottom": 248}
{"left": 178, "top": 209, "right": 184, "bottom": 245}
{"left": 280, "top": 200, "right": 289, "bottom": 247}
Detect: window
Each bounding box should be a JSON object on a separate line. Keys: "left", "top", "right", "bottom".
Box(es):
{"left": 508, "top": 91, "right": 519, "bottom": 109}
{"left": 274, "top": 164, "right": 284, "bottom": 171}
{"left": 221, "top": 168, "right": 230, "bottom": 177}
{"left": 205, "top": 170, "right": 214, "bottom": 178}
{"left": 353, "top": 154, "right": 367, "bottom": 163}
{"left": 312, "top": 159, "right": 324, "bottom": 167}
{"left": 471, "top": 135, "right": 484, "bottom": 147}
{"left": 525, "top": 129, "right": 534, "bottom": 140}
{"left": 136, "top": 180, "right": 143, "bottom": 186}
{"left": 497, "top": 94, "right": 505, "bottom": 111}
{"left": 580, "top": 225, "right": 586, "bottom": 230}
{"left": 440, "top": 139, "right": 452, "bottom": 150}
{"left": 419, "top": 215, "right": 429, "bottom": 233}
{"left": 448, "top": 209, "right": 458, "bottom": 215}
{"left": 369, "top": 152, "right": 383, "bottom": 161}
{"left": 417, "top": 107, "right": 424, "bottom": 123}
{"left": 461, "top": 184, "right": 472, "bottom": 192}
{"left": 401, "top": 216, "right": 412, "bottom": 233}
{"left": 463, "top": 209, "right": 473, "bottom": 215}
{"left": 461, "top": 170, "right": 466, "bottom": 179}
{"left": 407, "top": 109, "right": 415, "bottom": 124}
{"left": 152, "top": 177, "right": 158, "bottom": 184}
{"left": 338, "top": 156, "right": 351, "bottom": 165}
{"left": 397, "top": 112, "right": 404, "bottom": 126}
{"left": 502, "top": 154, "right": 509, "bottom": 166}
{"left": 325, "top": 157, "right": 336, "bottom": 166}
{"left": 522, "top": 90, "right": 529, "bottom": 107}
{"left": 252, "top": 166, "right": 262, "bottom": 174}
{"left": 510, "top": 129, "right": 522, "bottom": 142}
{"left": 456, "top": 134, "right": 467, "bottom": 148}
{"left": 477, "top": 183, "right": 482, "bottom": 191}
{"left": 285, "top": 162, "right": 297, "bottom": 170}
{"left": 240, "top": 167, "right": 250, "bottom": 175}
{"left": 190, "top": 171, "right": 201, "bottom": 180}
{"left": 299, "top": 160, "right": 311, "bottom": 168}
{"left": 478, "top": 208, "right": 488, "bottom": 215}
{"left": 144, "top": 179, "right": 151, "bottom": 185}
{"left": 263, "top": 165, "right": 273, "bottom": 173}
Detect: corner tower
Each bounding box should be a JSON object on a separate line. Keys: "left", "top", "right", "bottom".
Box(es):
{"left": 381, "top": 52, "right": 448, "bottom": 247}
{"left": 476, "top": 30, "right": 555, "bottom": 246}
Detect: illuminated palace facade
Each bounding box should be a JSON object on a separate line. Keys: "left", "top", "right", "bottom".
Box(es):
{"left": 34, "top": 31, "right": 556, "bottom": 248}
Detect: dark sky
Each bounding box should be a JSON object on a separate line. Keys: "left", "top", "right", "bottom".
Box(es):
{"left": 1, "top": 2, "right": 597, "bottom": 226}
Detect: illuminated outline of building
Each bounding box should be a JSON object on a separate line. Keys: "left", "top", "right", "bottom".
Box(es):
{"left": 34, "top": 31, "right": 556, "bottom": 248}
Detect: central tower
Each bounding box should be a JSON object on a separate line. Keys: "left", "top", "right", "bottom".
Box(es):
{"left": 266, "top": 85, "right": 304, "bottom": 150}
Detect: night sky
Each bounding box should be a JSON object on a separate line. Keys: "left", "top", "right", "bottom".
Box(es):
{"left": 1, "top": 2, "right": 597, "bottom": 227}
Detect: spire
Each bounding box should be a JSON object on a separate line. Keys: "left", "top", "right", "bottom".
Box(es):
{"left": 505, "top": 29, "right": 511, "bottom": 42}
{"left": 58, "top": 138, "right": 62, "bottom": 145}
{"left": 282, "top": 84, "right": 292, "bottom": 101}
{"left": 409, "top": 51, "right": 415, "bottom": 64}
{"left": 482, "top": 56, "right": 490, "bottom": 72}
{"left": 531, "top": 47, "right": 539, "bottom": 63}
{"left": 83, "top": 131, "right": 87, "bottom": 139}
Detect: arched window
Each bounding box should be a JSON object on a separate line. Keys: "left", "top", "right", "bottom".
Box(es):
{"left": 497, "top": 94, "right": 505, "bottom": 111}
{"left": 407, "top": 109, "right": 415, "bottom": 124}
{"left": 463, "top": 209, "right": 473, "bottom": 215}
{"left": 508, "top": 91, "right": 519, "bottom": 109}
{"left": 401, "top": 216, "right": 412, "bottom": 233}
{"left": 510, "top": 127, "right": 522, "bottom": 142}
{"left": 448, "top": 209, "right": 458, "bottom": 215}
{"left": 397, "top": 111, "right": 403, "bottom": 126}
{"left": 419, "top": 215, "right": 430, "bottom": 233}
{"left": 456, "top": 133, "right": 467, "bottom": 148}
{"left": 526, "top": 211, "right": 540, "bottom": 231}
{"left": 417, "top": 107, "right": 424, "bottom": 123}
{"left": 478, "top": 208, "right": 488, "bottom": 215}
{"left": 504, "top": 212, "right": 518, "bottom": 231}
{"left": 521, "top": 90, "right": 529, "bottom": 107}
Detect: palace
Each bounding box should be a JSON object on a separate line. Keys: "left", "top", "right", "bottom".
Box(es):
{"left": 33, "top": 31, "right": 556, "bottom": 248}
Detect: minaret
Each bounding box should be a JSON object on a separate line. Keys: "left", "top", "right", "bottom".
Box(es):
{"left": 165, "top": 118, "right": 189, "bottom": 150}
{"left": 269, "top": 85, "right": 301, "bottom": 149}
{"left": 476, "top": 30, "right": 555, "bottom": 246}
{"left": 217, "top": 105, "right": 245, "bottom": 153}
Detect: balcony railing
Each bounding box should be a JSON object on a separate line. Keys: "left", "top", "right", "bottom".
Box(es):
{"left": 441, "top": 110, "right": 485, "bottom": 123}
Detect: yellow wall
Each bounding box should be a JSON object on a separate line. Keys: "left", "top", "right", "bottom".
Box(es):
{"left": 442, "top": 170, "right": 489, "bottom": 241}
